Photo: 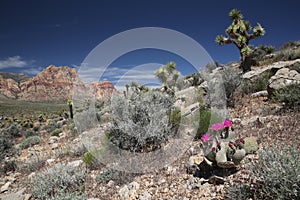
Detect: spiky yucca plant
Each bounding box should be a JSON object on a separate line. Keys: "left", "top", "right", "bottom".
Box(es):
{"left": 216, "top": 9, "right": 265, "bottom": 72}
{"left": 67, "top": 99, "right": 73, "bottom": 119}
{"left": 155, "top": 61, "right": 181, "bottom": 94}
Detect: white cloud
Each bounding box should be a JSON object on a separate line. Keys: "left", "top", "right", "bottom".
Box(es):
{"left": 0, "top": 56, "right": 27, "bottom": 69}
{"left": 74, "top": 62, "right": 166, "bottom": 90}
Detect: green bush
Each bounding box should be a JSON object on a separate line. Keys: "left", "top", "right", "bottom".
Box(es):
{"left": 31, "top": 163, "right": 85, "bottom": 200}
{"left": 5, "top": 122, "right": 22, "bottom": 137}
{"left": 47, "top": 191, "right": 86, "bottom": 200}
{"left": 0, "top": 135, "right": 13, "bottom": 161}
{"left": 24, "top": 130, "right": 38, "bottom": 138}
{"left": 0, "top": 160, "right": 17, "bottom": 174}
{"left": 82, "top": 152, "right": 97, "bottom": 169}
{"left": 50, "top": 128, "right": 62, "bottom": 136}
{"left": 168, "top": 108, "right": 181, "bottom": 132}
{"left": 96, "top": 168, "right": 119, "bottom": 183}
{"left": 226, "top": 144, "right": 300, "bottom": 199}
{"left": 271, "top": 83, "right": 300, "bottom": 109}
{"left": 20, "top": 136, "right": 42, "bottom": 149}
{"left": 195, "top": 106, "right": 211, "bottom": 139}
{"left": 220, "top": 66, "right": 242, "bottom": 106}
{"left": 43, "top": 120, "right": 57, "bottom": 133}
{"left": 241, "top": 71, "right": 273, "bottom": 94}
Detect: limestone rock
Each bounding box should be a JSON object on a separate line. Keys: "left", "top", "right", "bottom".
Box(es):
{"left": 268, "top": 67, "right": 300, "bottom": 96}
{"left": 0, "top": 182, "right": 11, "bottom": 193}
{"left": 242, "top": 59, "right": 300, "bottom": 81}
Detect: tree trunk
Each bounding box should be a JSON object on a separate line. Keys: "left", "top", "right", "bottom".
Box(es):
{"left": 240, "top": 54, "right": 252, "bottom": 73}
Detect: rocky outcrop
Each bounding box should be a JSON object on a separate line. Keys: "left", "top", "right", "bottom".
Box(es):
{"left": 0, "top": 65, "right": 116, "bottom": 101}
{"left": 0, "top": 78, "right": 20, "bottom": 99}
{"left": 19, "top": 65, "right": 79, "bottom": 101}
{"left": 87, "top": 81, "right": 116, "bottom": 102}
{"left": 268, "top": 67, "right": 300, "bottom": 91}
{"left": 242, "top": 59, "right": 300, "bottom": 81}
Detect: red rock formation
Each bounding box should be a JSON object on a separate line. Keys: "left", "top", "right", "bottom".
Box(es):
{"left": 0, "top": 77, "right": 20, "bottom": 99}
{"left": 0, "top": 65, "right": 116, "bottom": 102}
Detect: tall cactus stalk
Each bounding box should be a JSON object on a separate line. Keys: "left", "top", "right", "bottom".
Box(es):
{"left": 216, "top": 9, "right": 265, "bottom": 72}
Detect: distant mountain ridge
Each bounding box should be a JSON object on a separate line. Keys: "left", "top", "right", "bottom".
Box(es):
{"left": 0, "top": 65, "right": 116, "bottom": 102}
{"left": 0, "top": 72, "right": 30, "bottom": 83}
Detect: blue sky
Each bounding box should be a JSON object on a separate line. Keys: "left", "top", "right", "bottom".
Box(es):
{"left": 0, "top": 0, "right": 299, "bottom": 87}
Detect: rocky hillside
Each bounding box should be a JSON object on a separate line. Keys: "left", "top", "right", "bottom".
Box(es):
{"left": 0, "top": 65, "right": 116, "bottom": 101}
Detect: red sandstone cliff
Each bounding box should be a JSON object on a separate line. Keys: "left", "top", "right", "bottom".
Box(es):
{"left": 0, "top": 65, "right": 116, "bottom": 101}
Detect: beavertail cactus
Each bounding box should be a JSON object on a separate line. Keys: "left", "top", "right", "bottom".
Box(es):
{"left": 232, "top": 149, "right": 246, "bottom": 165}
{"left": 242, "top": 137, "right": 258, "bottom": 154}
{"left": 206, "top": 149, "right": 216, "bottom": 162}
{"left": 216, "top": 143, "right": 227, "bottom": 164}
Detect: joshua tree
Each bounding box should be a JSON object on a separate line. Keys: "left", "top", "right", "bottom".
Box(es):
{"left": 67, "top": 99, "right": 73, "bottom": 119}
{"left": 155, "top": 61, "right": 181, "bottom": 93}
{"left": 216, "top": 9, "right": 265, "bottom": 72}
{"left": 125, "top": 83, "right": 129, "bottom": 96}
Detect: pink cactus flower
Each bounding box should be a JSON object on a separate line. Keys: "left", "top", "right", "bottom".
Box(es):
{"left": 212, "top": 147, "right": 216, "bottom": 152}
{"left": 223, "top": 120, "right": 232, "bottom": 128}
{"left": 201, "top": 133, "right": 211, "bottom": 142}
{"left": 211, "top": 123, "right": 224, "bottom": 131}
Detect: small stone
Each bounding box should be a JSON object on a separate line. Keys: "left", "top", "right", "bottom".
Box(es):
{"left": 119, "top": 185, "right": 129, "bottom": 200}
{"left": 188, "top": 155, "right": 204, "bottom": 166}
{"left": 67, "top": 160, "right": 83, "bottom": 168}
{"left": 208, "top": 175, "right": 225, "bottom": 184}
{"left": 128, "top": 181, "right": 140, "bottom": 191}
{"left": 51, "top": 143, "right": 59, "bottom": 149}
{"left": 251, "top": 90, "right": 268, "bottom": 98}
{"left": 1, "top": 182, "right": 11, "bottom": 193}
{"left": 24, "top": 194, "right": 32, "bottom": 200}
{"left": 59, "top": 132, "right": 67, "bottom": 138}
{"left": 158, "top": 178, "right": 166, "bottom": 185}
{"left": 107, "top": 180, "right": 114, "bottom": 187}
{"left": 46, "top": 158, "right": 55, "bottom": 165}
{"left": 163, "top": 188, "right": 169, "bottom": 193}
{"left": 28, "top": 172, "right": 36, "bottom": 180}
{"left": 139, "top": 191, "right": 152, "bottom": 200}
{"left": 48, "top": 136, "right": 59, "bottom": 144}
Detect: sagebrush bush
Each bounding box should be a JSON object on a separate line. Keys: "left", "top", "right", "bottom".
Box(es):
{"left": 241, "top": 71, "right": 273, "bottom": 94}
{"left": 226, "top": 144, "right": 300, "bottom": 199}
{"left": 20, "top": 136, "right": 42, "bottom": 149}
{"left": 5, "top": 122, "right": 22, "bottom": 137}
{"left": 220, "top": 66, "right": 242, "bottom": 106}
{"left": 24, "top": 129, "right": 38, "bottom": 138}
{"left": 0, "top": 135, "right": 13, "bottom": 161}
{"left": 271, "top": 83, "right": 300, "bottom": 109}
{"left": 108, "top": 91, "right": 175, "bottom": 152}
{"left": 96, "top": 168, "right": 119, "bottom": 183}
{"left": 47, "top": 191, "right": 86, "bottom": 200}
{"left": 50, "top": 128, "right": 62, "bottom": 136}
{"left": 31, "top": 163, "right": 85, "bottom": 200}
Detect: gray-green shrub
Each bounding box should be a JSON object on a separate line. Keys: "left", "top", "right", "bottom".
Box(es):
{"left": 271, "top": 83, "right": 300, "bottom": 110}
{"left": 96, "top": 168, "right": 119, "bottom": 183}
{"left": 0, "top": 135, "right": 13, "bottom": 161}
{"left": 31, "top": 163, "right": 85, "bottom": 200}
{"left": 108, "top": 91, "right": 175, "bottom": 152}
{"left": 220, "top": 66, "right": 242, "bottom": 106}
{"left": 226, "top": 144, "right": 300, "bottom": 199}
{"left": 20, "top": 136, "right": 42, "bottom": 149}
